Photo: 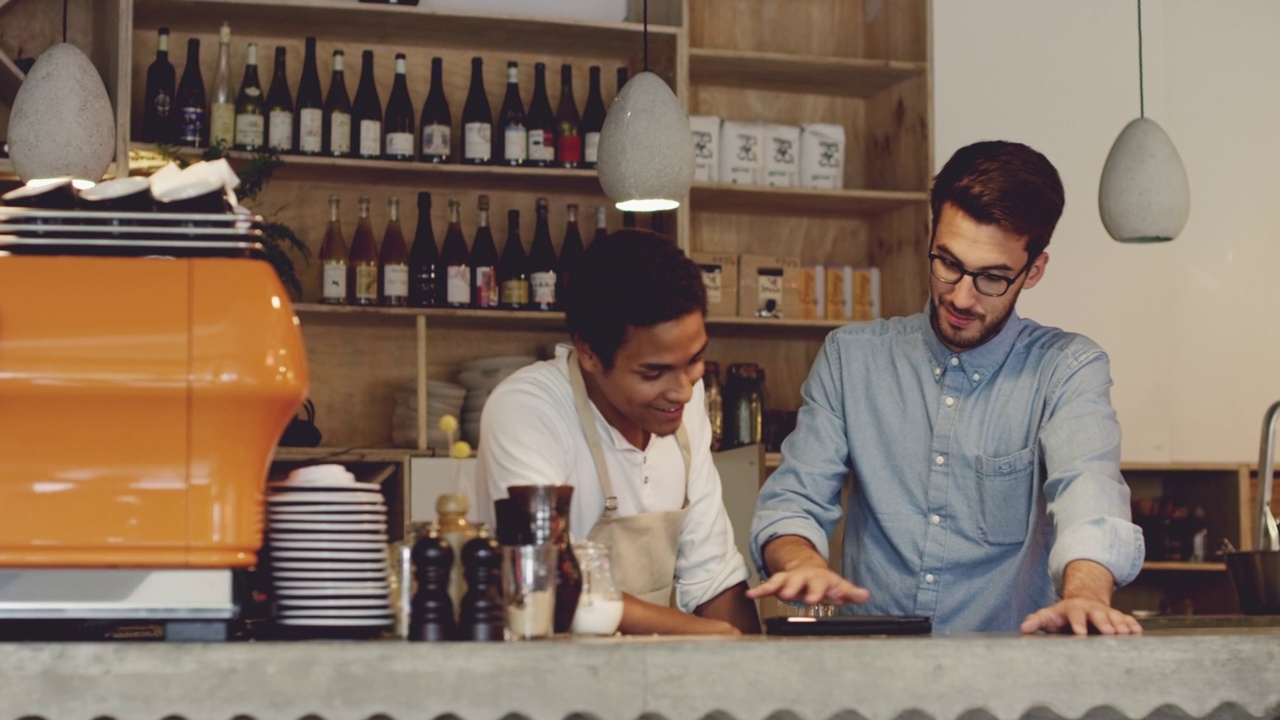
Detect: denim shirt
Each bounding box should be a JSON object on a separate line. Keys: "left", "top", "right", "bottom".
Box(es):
{"left": 751, "top": 304, "right": 1144, "bottom": 633}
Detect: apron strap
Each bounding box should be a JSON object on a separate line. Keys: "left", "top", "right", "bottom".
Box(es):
{"left": 567, "top": 350, "right": 695, "bottom": 518}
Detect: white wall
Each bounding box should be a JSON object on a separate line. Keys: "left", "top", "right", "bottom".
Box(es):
{"left": 934, "top": 1, "right": 1280, "bottom": 463}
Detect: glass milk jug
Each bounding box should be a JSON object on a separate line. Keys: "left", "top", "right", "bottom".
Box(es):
{"left": 570, "top": 540, "right": 624, "bottom": 636}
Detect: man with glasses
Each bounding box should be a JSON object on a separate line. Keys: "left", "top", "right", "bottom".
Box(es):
{"left": 748, "top": 140, "right": 1144, "bottom": 635}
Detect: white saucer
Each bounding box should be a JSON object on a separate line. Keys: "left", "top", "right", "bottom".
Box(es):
{"left": 277, "top": 598, "right": 390, "bottom": 608}
{"left": 267, "top": 492, "right": 384, "bottom": 504}
{"left": 271, "top": 550, "right": 387, "bottom": 561}
{"left": 269, "top": 540, "right": 387, "bottom": 551}
{"left": 272, "top": 570, "right": 389, "bottom": 580}
{"left": 265, "top": 503, "right": 385, "bottom": 514}
{"left": 273, "top": 580, "right": 390, "bottom": 590}
{"left": 276, "top": 617, "right": 392, "bottom": 627}
{"left": 267, "top": 532, "right": 389, "bottom": 543}
{"left": 269, "top": 513, "right": 387, "bottom": 524}
{"left": 269, "top": 522, "right": 387, "bottom": 533}
{"left": 275, "top": 587, "right": 390, "bottom": 598}
{"left": 271, "top": 560, "right": 388, "bottom": 571}
{"left": 276, "top": 608, "right": 394, "bottom": 618}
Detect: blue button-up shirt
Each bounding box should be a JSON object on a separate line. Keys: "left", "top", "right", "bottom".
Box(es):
{"left": 751, "top": 304, "right": 1144, "bottom": 633}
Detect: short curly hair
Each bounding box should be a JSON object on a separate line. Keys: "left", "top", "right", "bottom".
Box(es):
{"left": 564, "top": 229, "right": 706, "bottom": 370}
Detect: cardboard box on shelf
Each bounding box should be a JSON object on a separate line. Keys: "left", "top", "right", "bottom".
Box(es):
{"left": 800, "top": 123, "right": 846, "bottom": 189}
{"left": 690, "top": 252, "right": 738, "bottom": 317}
{"left": 719, "top": 121, "right": 764, "bottom": 185}
{"left": 762, "top": 123, "right": 800, "bottom": 188}
{"left": 824, "top": 266, "right": 849, "bottom": 320}
{"left": 852, "top": 266, "right": 881, "bottom": 321}
{"left": 690, "top": 115, "right": 721, "bottom": 183}
{"left": 799, "top": 265, "right": 825, "bottom": 320}
{"left": 738, "top": 254, "right": 800, "bottom": 319}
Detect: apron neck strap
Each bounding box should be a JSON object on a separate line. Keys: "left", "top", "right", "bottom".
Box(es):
{"left": 567, "top": 350, "right": 692, "bottom": 520}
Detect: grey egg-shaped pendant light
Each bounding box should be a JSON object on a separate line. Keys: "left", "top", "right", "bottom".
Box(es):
{"left": 1098, "top": 0, "right": 1190, "bottom": 243}
{"left": 596, "top": 0, "right": 694, "bottom": 212}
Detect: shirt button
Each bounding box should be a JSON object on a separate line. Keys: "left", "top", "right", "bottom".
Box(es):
{"left": 950, "top": 357, "right": 960, "bottom": 366}
{"left": 934, "top": 367, "right": 941, "bottom": 378}
{"left": 925, "top": 573, "right": 936, "bottom": 583}
{"left": 930, "top": 514, "right": 941, "bottom": 525}
{"left": 944, "top": 396, "right": 955, "bottom": 407}
{"left": 935, "top": 455, "right": 945, "bottom": 466}
{"left": 971, "top": 372, "right": 981, "bottom": 382}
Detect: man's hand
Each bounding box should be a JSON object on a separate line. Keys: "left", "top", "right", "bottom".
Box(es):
{"left": 1021, "top": 558, "right": 1143, "bottom": 636}
{"left": 746, "top": 535, "right": 871, "bottom": 606}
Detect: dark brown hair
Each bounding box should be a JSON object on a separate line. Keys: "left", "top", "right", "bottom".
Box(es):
{"left": 930, "top": 140, "right": 1065, "bottom": 260}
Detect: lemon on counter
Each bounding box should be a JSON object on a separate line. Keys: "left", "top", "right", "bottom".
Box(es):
{"left": 438, "top": 414, "right": 459, "bottom": 434}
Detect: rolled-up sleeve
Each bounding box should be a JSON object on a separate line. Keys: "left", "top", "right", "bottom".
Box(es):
{"left": 750, "top": 332, "right": 853, "bottom": 577}
{"left": 1040, "top": 345, "right": 1145, "bottom": 591}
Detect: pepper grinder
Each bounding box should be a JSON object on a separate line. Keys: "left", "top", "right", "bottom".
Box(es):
{"left": 457, "top": 524, "right": 504, "bottom": 642}
{"left": 410, "top": 523, "right": 456, "bottom": 642}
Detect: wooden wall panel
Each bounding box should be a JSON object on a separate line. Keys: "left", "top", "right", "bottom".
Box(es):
{"left": 863, "top": 0, "right": 930, "bottom": 62}
{"left": 869, "top": 204, "right": 930, "bottom": 319}
{"left": 865, "top": 74, "right": 931, "bottom": 191}
{"left": 688, "top": 0, "right": 863, "bottom": 57}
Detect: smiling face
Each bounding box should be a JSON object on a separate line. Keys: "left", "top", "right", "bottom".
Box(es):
{"left": 929, "top": 202, "right": 1049, "bottom": 352}
{"left": 575, "top": 311, "right": 707, "bottom": 448}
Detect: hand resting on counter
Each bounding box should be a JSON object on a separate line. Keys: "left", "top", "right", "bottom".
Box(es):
{"left": 1020, "top": 559, "right": 1144, "bottom": 636}
{"left": 746, "top": 535, "right": 871, "bottom": 606}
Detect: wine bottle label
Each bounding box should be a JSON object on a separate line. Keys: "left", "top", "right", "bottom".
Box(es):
{"left": 531, "top": 271, "right": 556, "bottom": 304}
{"left": 269, "top": 110, "right": 294, "bottom": 150}
{"left": 584, "top": 132, "right": 601, "bottom": 164}
{"left": 235, "top": 113, "right": 264, "bottom": 147}
{"left": 556, "top": 134, "right": 582, "bottom": 164}
{"left": 386, "top": 131, "right": 414, "bottom": 157}
{"left": 330, "top": 111, "right": 351, "bottom": 153}
{"left": 322, "top": 262, "right": 347, "bottom": 301}
{"left": 446, "top": 264, "right": 471, "bottom": 304}
{"left": 153, "top": 90, "right": 172, "bottom": 119}
{"left": 355, "top": 265, "right": 379, "bottom": 302}
{"left": 299, "top": 108, "right": 323, "bottom": 153}
{"left": 464, "top": 122, "right": 492, "bottom": 161}
{"left": 528, "top": 130, "right": 554, "bottom": 162}
{"left": 421, "top": 123, "right": 450, "bottom": 158}
{"left": 383, "top": 264, "right": 409, "bottom": 299}
{"left": 210, "top": 103, "right": 235, "bottom": 146}
{"left": 179, "top": 107, "right": 206, "bottom": 144}
{"left": 500, "top": 279, "right": 529, "bottom": 306}
{"left": 359, "top": 119, "right": 382, "bottom": 157}
{"left": 474, "top": 266, "right": 498, "bottom": 307}
{"left": 503, "top": 125, "right": 528, "bottom": 162}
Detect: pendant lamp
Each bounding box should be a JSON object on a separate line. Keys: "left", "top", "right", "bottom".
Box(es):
{"left": 596, "top": 0, "right": 694, "bottom": 212}
{"left": 1098, "top": 0, "right": 1190, "bottom": 243}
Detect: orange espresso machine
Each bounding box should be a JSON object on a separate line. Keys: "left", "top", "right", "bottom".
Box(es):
{"left": 0, "top": 208, "right": 308, "bottom": 637}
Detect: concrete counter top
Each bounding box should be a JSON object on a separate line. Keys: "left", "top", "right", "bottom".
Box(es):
{"left": 1, "top": 628, "right": 1277, "bottom": 720}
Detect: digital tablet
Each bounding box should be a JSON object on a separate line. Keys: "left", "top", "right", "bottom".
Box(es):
{"left": 765, "top": 615, "right": 932, "bottom": 636}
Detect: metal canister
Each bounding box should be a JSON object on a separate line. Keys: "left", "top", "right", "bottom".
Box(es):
{"left": 723, "top": 363, "right": 764, "bottom": 450}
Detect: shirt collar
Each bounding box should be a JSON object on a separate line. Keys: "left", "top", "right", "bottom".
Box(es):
{"left": 919, "top": 299, "right": 1024, "bottom": 388}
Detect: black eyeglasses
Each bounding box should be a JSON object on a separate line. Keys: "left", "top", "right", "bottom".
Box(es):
{"left": 928, "top": 253, "right": 1031, "bottom": 298}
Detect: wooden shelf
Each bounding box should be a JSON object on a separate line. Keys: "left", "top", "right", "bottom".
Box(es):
{"left": 133, "top": 0, "right": 678, "bottom": 58}
{"left": 690, "top": 182, "right": 927, "bottom": 218}
{"left": 0, "top": 48, "right": 23, "bottom": 107}
{"left": 272, "top": 446, "right": 419, "bottom": 463}
{"left": 689, "top": 48, "right": 926, "bottom": 98}
{"left": 765, "top": 452, "right": 782, "bottom": 469}
{"left": 1141, "top": 561, "right": 1228, "bottom": 572}
{"left": 292, "top": 303, "right": 852, "bottom": 333}
{"left": 0, "top": 157, "right": 14, "bottom": 182}
{"left": 132, "top": 143, "right": 604, "bottom": 192}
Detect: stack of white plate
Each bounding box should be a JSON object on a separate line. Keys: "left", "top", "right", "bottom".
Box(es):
{"left": 265, "top": 464, "right": 393, "bottom": 632}
{"left": 390, "top": 380, "right": 467, "bottom": 449}
{"left": 455, "top": 355, "right": 538, "bottom": 446}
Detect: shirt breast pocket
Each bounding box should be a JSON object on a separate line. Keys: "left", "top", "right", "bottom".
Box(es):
{"left": 975, "top": 446, "right": 1037, "bottom": 545}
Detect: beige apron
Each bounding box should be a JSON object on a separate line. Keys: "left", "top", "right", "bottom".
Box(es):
{"left": 567, "top": 352, "right": 691, "bottom": 607}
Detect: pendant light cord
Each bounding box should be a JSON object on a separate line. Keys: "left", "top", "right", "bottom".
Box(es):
{"left": 62, "top": 0, "right": 68, "bottom": 43}
{"left": 1137, "top": 0, "right": 1144, "bottom": 118}
{"left": 643, "top": 0, "right": 649, "bottom": 72}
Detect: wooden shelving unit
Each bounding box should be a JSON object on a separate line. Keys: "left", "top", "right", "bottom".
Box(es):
{"left": 0, "top": 157, "right": 15, "bottom": 183}
{"left": 691, "top": 183, "right": 928, "bottom": 218}
{"left": 1142, "top": 561, "right": 1228, "bottom": 573}
{"left": 272, "top": 446, "right": 419, "bottom": 463}
{"left": 689, "top": 47, "right": 927, "bottom": 98}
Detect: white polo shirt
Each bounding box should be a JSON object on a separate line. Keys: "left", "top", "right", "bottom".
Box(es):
{"left": 474, "top": 344, "right": 749, "bottom": 613}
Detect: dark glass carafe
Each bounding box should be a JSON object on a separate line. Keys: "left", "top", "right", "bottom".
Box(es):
{"left": 502, "top": 485, "right": 582, "bottom": 634}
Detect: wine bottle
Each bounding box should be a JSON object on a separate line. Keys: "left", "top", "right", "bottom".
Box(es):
{"left": 408, "top": 192, "right": 441, "bottom": 307}
{"left": 558, "top": 203, "right": 586, "bottom": 307}
{"left": 319, "top": 195, "right": 349, "bottom": 304}
{"left": 616, "top": 66, "right": 628, "bottom": 96}
{"left": 622, "top": 210, "right": 636, "bottom": 228}
{"left": 208, "top": 23, "right": 234, "bottom": 149}
{"left": 525, "top": 62, "right": 554, "bottom": 168}
{"left": 498, "top": 209, "right": 529, "bottom": 310}
{"left": 142, "top": 28, "right": 176, "bottom": 143}
{"left": 352, "top": 50, "right": 383, "bottom": 160}
{"left": 419, "top": 57, "right": 451, "bottom": 163}
{"left": 441, "top": 199, "right": 470, "bottom": 308}
{"left": 592, "top": 205, "right": 608, "bottom": 244}
{"left": 266, "top": 46, "right": 295, "bottom": 152}
{"left": 529, "top": 198, "right": 559, "bottom": 312}
{"left": 554, "top": 64, "right": 581, "bottom": 168}
{"left": 380, "top": 196, "right": 410, "bottom": 306}
{"left": 581, "top": 66, "right": 605, "bottom": 169}
{"left": 323, "top": 50, "right": 352, "bottom": 157}
{"left": 175, "top": 38, "right": 208, "bottom": 147}
{"left": 233, "top": 42, "right": 264, "bottom": 151}
{"left": 470, "top": 195, "right": 499, "bottom": 308}
{"left": 295, "top": 36, "right": 324, "bottom": 155}
{"left": 348, "top": 195, "right": 380, "bottom": 306}
{"left": 461, "top": 57, "right": 492, "bottom": 164}
{"left": 384, "top": 53, "right": 415, "bottom": 161}
{"left": 495, "top": 61, "right": 526, "bottom": 166}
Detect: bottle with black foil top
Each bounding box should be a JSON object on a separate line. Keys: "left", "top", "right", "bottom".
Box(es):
{"left": 458, "top": 525, "right": 504, "bottom": 641}
{"left": 410, "top": 523, "right": 456, "bottom": 641}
